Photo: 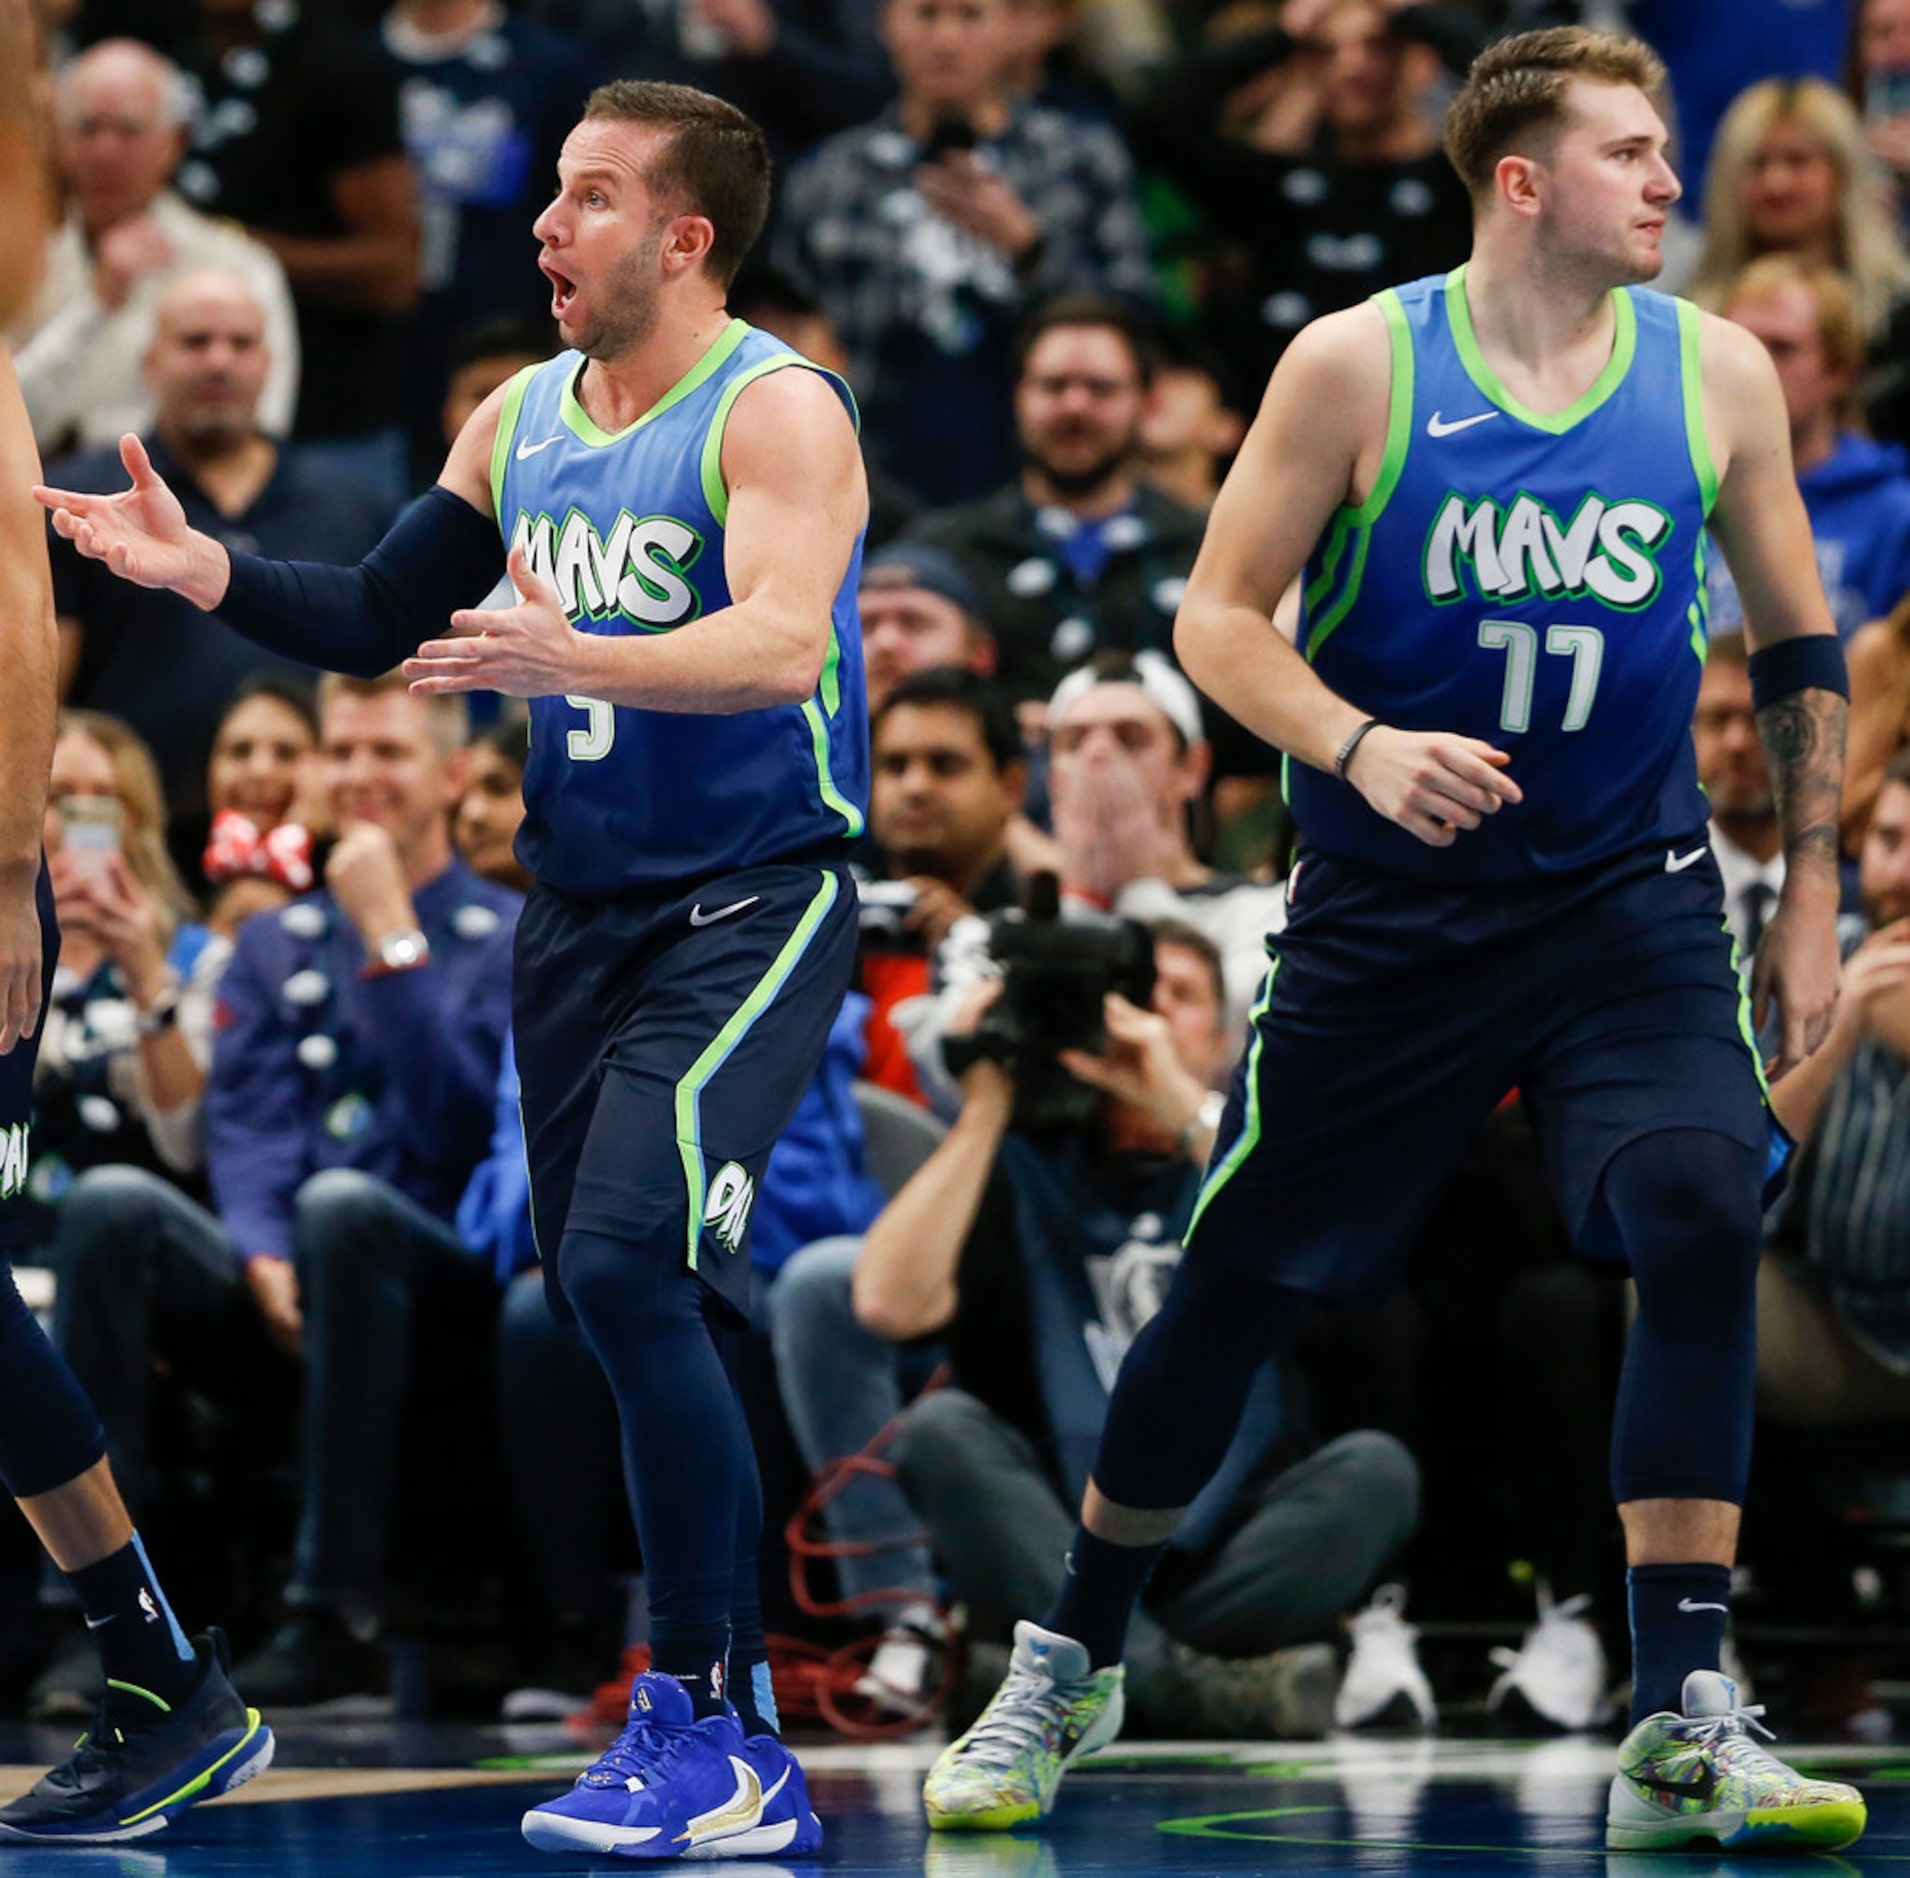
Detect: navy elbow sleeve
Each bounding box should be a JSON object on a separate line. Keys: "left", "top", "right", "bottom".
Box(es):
{"left": 218, "top": 486, "right": 507, "bottom": 679}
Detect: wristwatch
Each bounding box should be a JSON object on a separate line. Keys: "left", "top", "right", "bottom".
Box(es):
{"left": 1180, "top": 1088, "right": 1228, "bottom": 1160}
{"left": 364, "top": 929, "right": 431, "bottom": 977}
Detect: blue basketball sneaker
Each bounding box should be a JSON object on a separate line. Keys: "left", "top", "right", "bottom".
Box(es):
{"left": 0, "top": 1629, "right": 273, "bottom": 1843}
{"left": 691, "top": 1733, "right": 822, "bottom": 1860}
{"left": 521, "top": 1672, "right": 768, "bottom": 1859}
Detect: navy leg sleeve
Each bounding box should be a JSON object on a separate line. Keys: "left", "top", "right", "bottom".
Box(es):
{"left": 0, "top": 1263, "right": 107, "bottom": 1500}
{"left": 1603, "top": 1130, "right": 1762, "bottom": 1507}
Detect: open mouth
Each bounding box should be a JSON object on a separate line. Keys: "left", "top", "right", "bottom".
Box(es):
{"left": 540, "top": 255, "right": 578, "bottom": 320}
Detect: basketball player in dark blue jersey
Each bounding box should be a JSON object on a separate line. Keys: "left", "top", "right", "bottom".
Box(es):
{"left": 38, "top": 81, "right": 864, "bottom": 1862}
{"left": 926, "top": 28, "right": 1866, "bottom": 1856}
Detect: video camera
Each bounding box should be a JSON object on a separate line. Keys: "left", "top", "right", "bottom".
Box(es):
{"left": 942, "top": 873, "right": 1156, "bottom": 1132}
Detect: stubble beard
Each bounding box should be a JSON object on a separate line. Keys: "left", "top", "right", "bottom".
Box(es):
{"left": 576, "top": 228, "right": 664, "bottom": 362}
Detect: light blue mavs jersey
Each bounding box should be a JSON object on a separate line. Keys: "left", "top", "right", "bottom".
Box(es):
{"left": 490, "top": 321, "right": 868, "bottom": 895}
{"left": 1291, "top": 266, "right": 1715, "bottom": 884}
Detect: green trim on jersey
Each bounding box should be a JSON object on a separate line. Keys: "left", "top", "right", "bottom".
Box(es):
{"left": 1726, "top": 917, "right": 1773, "bottom": 1101}
{"left": 558, "top": 318, "right": 748, "bottom": 448}
{"left": 1184, "top": 960, "right": 1280, "bottom": 1243}
{"left": 1301, "top": 288, "right": 1415, "bottom": 663}
{"left": 694, "top": 351, "right": 867, "bottom": 837}
{"left": 673, "top": 872, "right": 842, "bottom": 1271}
{"left": 1676, "top": 298, "right": 1720, "bottom": 515}
{"left": 488, "top": 364, "right": 540, "bottom": 520}
{"left": 1444, "top": 265, "right": 1637, "bottom": 435}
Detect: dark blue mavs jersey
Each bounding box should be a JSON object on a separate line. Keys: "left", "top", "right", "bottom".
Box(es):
{"left": 1291, "top": 267, "right": 1716, "bottom": 884}
{"left": 491, "top": 322, "right": 869, "bottom": 894}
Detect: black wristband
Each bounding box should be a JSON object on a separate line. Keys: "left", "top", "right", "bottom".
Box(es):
{"left": 1748, "top": 634, "right": 1850, "bottom": 711}
{"left": 1334, "top": 717, "right": 1381, "bottom": 780}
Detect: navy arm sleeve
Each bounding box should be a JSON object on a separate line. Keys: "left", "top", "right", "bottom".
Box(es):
{"left": 215, "top": 485, "right": 507, "bottom": 679}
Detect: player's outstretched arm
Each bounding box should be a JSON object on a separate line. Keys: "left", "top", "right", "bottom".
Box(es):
{"left": 407, "top": 365, "right": 865, "bottom": 711}
{"left": 1174, "top": 306, "right": 1521, "bottom": 847}
{"left": 34, "top": 389, "right": 509, "bottom": 679}
{"left": 0, "top": 347, "right": 57, "bottom": 1053}
{"left": 1702, "top": 313, "right": 1847, "bottom": 1068}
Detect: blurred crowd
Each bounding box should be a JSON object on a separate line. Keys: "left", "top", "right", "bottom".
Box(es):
{"left": 6, "top": 0, "right": 1910, "bottom": 1746}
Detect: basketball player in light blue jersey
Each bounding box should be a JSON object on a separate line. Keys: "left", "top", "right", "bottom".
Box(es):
{"left": 39, "top": 81, "right": 867, "bottom": 1861}
{"left": 926, "top": 28, "right": 1867, "bottom": 1857}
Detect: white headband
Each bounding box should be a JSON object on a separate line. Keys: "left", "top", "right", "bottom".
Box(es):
{"left": 1047, "top": 650, "right": 1206, "bottom": 748}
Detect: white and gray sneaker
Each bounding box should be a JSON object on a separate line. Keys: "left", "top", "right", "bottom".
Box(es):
{"left": 1334, "top": 1585, "right": 1436, "bottom": 1731}
{"left": 1486, "top": 1583, "right": 1610, "bottom": 1732}
{"left": 854, "top": 1601, "right": 947, "bottom": 1716}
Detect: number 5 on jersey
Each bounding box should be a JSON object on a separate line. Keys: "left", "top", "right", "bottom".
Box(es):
{"left": 566, "top": 696, "right": 614, "bottom": 761}
{"left": 1477, "top": 619, "right": 1605, "bottom": 734}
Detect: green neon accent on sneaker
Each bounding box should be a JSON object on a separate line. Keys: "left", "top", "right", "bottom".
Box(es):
{"left": 674, "top": 873, "right": 842, "bottom": 1270}
{"left": 1444, "top": 265, "right": 1636, "bottom": 435}
{"left": 104, "top": 1681, "right": 170, "bottom": 1716}
{"left": 560, "top": 320, "right": 747, "bottom": 448}
{"left": 120, "top": 1712, "right": 265, "bottom": 1826}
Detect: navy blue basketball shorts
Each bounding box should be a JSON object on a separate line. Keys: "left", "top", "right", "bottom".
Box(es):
{"left": 1185, "top": 839, "right": 1771, "bottom": 1300}
{"left": 513, "top": 858, "right": 858, "bottom": 1322}
{"left": 0, "top": 861, "right": 58, "bottom": 1255}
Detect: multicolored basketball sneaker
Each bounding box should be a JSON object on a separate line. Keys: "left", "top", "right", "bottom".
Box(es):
{"left": 1606, "top": 1670, "right": 1866, "bottom": 1852}
{"left": 692, "top": 1732, "right": 822, "bottom": 1860}
{"left": 922, "top": 1621, "right": 1124, "bottom": 1831}
{"left": 521, "top": 1672, "right": 766, "bottom": 1859}
{"left": 0, "top": 1629, "right": 273, "bottom": 1843}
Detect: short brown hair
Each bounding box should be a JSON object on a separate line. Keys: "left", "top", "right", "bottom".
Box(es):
{"left": 584, "top": 80, "right": 770, "bottom": 288}
{"left": 1013, "top": 293, "right": 1158, "bottom": 390}
{"left": 317, "top": 670, "right": 469, "bottom": 757}
{"left": 1444, "top": 27, "right": 1666, "bottom": 199}
{"left": 1723, "top": 253, "right": 1867, "bottom": 380}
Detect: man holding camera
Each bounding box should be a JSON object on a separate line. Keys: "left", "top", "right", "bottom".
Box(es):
{"left": 852, "top": 919, "right": 1417, "bottom": 1736}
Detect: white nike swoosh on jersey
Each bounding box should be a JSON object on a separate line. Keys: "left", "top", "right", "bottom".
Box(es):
{"left": 515, "top": 434, "right": 564, "bottom": 461}
{"left": 1677, "top": 1598, "right": 1729, "bottom": 1613}
{"left": 84, "top": 1614, "right": 115, "bottom": 1629}
{"left": 1664, "top": 845, "right": 1709, "bottom": 874}
{"left": 1426, "top": 410, "right": 1500, "bottom": 438}
{"left": 689, "top": 896, "right": 761, "bottom": 927}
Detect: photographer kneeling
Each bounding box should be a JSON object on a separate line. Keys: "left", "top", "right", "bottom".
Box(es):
{"left": 853, "top": 915, "right": 1418, "bottom": 1736}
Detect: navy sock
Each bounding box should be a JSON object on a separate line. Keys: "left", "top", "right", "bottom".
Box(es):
{"left": 1628, "top": 1562, "right": 1731, "bottom": 1725}
{"left": 68, "top": 1534, "right": 197, "bottom": 1705}
{"left": 1045, "top": 1527, "right": 1165, "bottom": 1671}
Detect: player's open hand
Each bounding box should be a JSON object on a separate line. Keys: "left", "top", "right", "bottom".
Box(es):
{"left": 1343, "top": 725, "right": 1521, "bottom": 845}
{"left": 0, "top": 864, "right": 42, "bottom": 1057}
{"left": 1754, "top": 892, "right": 1842, "bottom": 1075}
{"left": 34, "top": 435, "right": 229, "bottom": 608}
{"left": 406, "top": 544, "right": 581, "bottom": 700}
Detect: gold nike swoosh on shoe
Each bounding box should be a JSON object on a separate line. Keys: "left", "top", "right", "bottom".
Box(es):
{"left": 680, "top": 1758, "right": 763, "bottom": 1840}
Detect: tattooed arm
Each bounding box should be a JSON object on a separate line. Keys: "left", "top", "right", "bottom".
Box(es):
{"left": 1701, "top": 312, "right": 1846, "bottom": 1072}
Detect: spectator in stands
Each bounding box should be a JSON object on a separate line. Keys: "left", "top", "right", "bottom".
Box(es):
{"left": 1847, "top": 590, "right": 1910, "bottom": 845}
{"left": 773, "top": 0, "right": 1156, "bottom": 506}
{"left": 1697, "top": 634, "right": 1785, "bottom": 963}
{"left": 30, "top": 714, "right": 212, "bottom": 1244}
{"left": 1757, "top": 752, "right": 1910, "bottom": 1431}
{"left": 857, "top": 922, "right": 1418, "bottom": 1737}
{"left": 1135, "top": 331, "right": 1245, "bottom": 514}
{"left": 860, "top": 541, "right": 997, "bottom": 713}
{"left": 380, "top": 0, "right": 593, "bottom": 484}
{"left": 1855, "top": 0, "right": 1910, "bottom": 213}
{"left": 1126, "top": 0, "right": 1474, "bottom": 395}
{"left": 198, "top": 674, "right": 324, "bottom": 936}
{"left": 1712, "top": 257, "right": 1910, "bottom": 640}
{"left": 440, "top": 317, "right": 552, "bottom": 441}
{"left": 903, "top": 296, "right": 1204, "bottom": 712}
{"left": 731, "top": 269, "right": 920, "bottom": 547}
{"left": 50, "top": 270, "right": 391, "bottom": 876}
{"left": 49, "top": 672, "right": 518, "bottom": 1712}
{"left": 9, "top": 39, "right": 298, "bottom": 459}
{"left": 1691, "top": 77, "right": 1910, "bottom": 450}
{"left": 910, "top": 652, "right": 1286, "bottom": 1110}
{"left": 175, "top": 0, "right": 421, "bottom": 510}
{"left": 861, "top": 667, "right": 1024, "bottom": 1098}
{"left": 543, "top": 0, "right": 895, "bottom": 157}
{"left": 455, "top": 717, "right": 532, "bottom": 893}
